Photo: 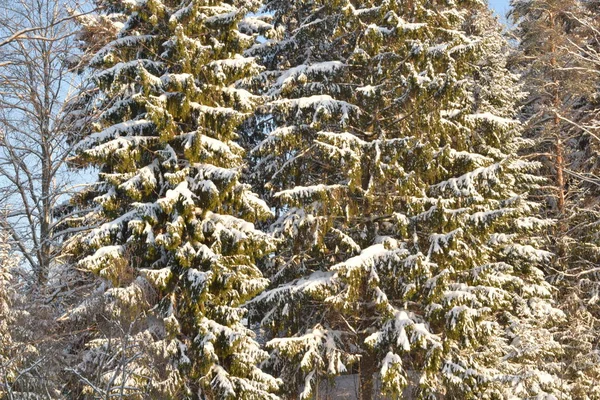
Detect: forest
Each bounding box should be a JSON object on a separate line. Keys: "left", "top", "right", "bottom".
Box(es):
{"left": 0, "top": 0, "right": 599, "bottom": 398}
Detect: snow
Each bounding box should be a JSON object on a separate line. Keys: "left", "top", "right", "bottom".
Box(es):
{"left": 382, "top": 352, "right": 402, "bottom": 375}
{"left": 180, "top": 132, "right": 231, "bottom": 156}
{"left": 428, "top": 228, "right": 463, "bottom": 256}
{"left": 238, "top": 16, "right": 273, "bottom": 34}
{"left": 396, "top": 18, "right": 427, "bottom": 31}
{"left": 76, "top": 120, "right": 153, "bottom": 151}
{"left": 205, "top": 10, "right": 238, "bottom": 26}
{"left": 206, "top": 210, "right": 257, "bottom": 234}
{"left": 210, "top": 365, "right": 236, "bottom": 398}
{"left": 140, "top": 267, "right": 172, "bottom": 288}
{"left": 467, "top": 112, "right": 520, "bottom": 128}
{"left": 85, "top": 135, "right": 157, "bottom": 159}
{"left": 189, "top": 102, "right": 240, "bottom": 120}
{"left": 432, "top": 162, "right": 503, "bottom": 200}
{"left": 508, "top": 159, "right": 540, "bottom": 172}
{"left": 222, "top": 87, "right": 258, "bottom": 110}
{"left": 195, "top": 180, "right": 219, "bottom": 196}
{"left": 241, "top": 190, "right": 273, "bottom": 219}
{"left": 161, "top": 72, "right": 195, "bottom": 86}
{"left": 94, "top": 59, "right": 163, "bottom": 83}
{"left": 292, "top": 18, "right": 324, "bottom": 34}
{"left": 272, "top": 61, "right": 346, "bottom": 94}
{"left": 196, "top": 244, "right": 218, "bottom": 262}
{"left": 89, "top": 35, "right": 154, "bottom": 66}
{"left": 249, "top": 270, "right": 336, "bottom": 307}
{"left": 332, "top": 243, "right": 405, "bottom": 277}
{"left": 331, "top": 228, "right": 361, "bottom": 254}
{"left": 365, "top": 309, "right": 417, "bottom": 351}
{"left": 429, "top": 44, "right": 449, "bottom": 55}
{"left": 191, "top": 163, "right": 239, "bottom": 184}
{"left": 207, "top": 55, "right": 257, "bottom": 81}
{"left": 468, "top": 209, "right": 512, "bottom": 225}
{"left": 168, "top": 1, "right": 193, "bottom": 23}
{"left": 187, "top": 268, "right": 210, "bottom": 291}
{"left": 275, "top": 184, "right": 346, "bottom": 203}
{"left": 121, "top": 0, "right": 147, "bottom": 6}
{"left": 357, "top": 85, "right": 378, "bottom": 96}
{"left": 316, "top": 131, "right": 367, "bottom": 147}
{"left": 366, "top": 23, "right": 392, "bottom": 35}
{"left": 119, "top": 161, "right": 158, "bottom": 193}
{"left": 437, "top": 148, "right": 494, "bottom": 167}
{"left": 443, "top": 285, "right": 478, "bottom": 304}
{"left": 132, "top": 202, "right": 160, "bottom": 224}
{"left": 488, "top": 233, "right": 516, "bottom": 245}
{"left": 514, "top": 217, "right": 555, "bottom": 230}
{"left": 158, "top": 180, "right": 195, "bottom": 210}
{"left": 85, "top": 209, "right": 139, "bottom": 246}
{"left": 80, "top": 245, "right": 123, "bottom": 272}
{"left": 253, "top": 126, "right": 297, "bottom": 154}
{"left": 271, "top": 95, "right": 358, "bottom": 126}
{"left": 503, "top": 244, "right": 553, "bottom": 263}
{"left": 267, "top": 325, "right": 351, "bottom": 398}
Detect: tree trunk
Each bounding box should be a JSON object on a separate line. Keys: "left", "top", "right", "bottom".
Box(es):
{"left": 551, "top": 34, "right": 567, "bottom": 235}
{"left": 554, "top": 80, "right": 565, "bottom": 219}
{"left": 359, "top": 350, "right": 377, "bottom": 400}
{"left": 555, "top": 135, "right": 566, "bottom": 216}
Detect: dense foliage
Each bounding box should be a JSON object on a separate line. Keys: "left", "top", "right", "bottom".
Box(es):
{"left": 63, "top": 0, "right": 280, "bottom": 398}
{"left": 247, "top": 0, "right": 565, "bottom": 398}
{"left": 0, "top": 0, "right": 599, "bottom": 399}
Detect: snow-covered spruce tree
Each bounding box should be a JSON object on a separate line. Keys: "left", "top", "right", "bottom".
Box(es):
{"left": 0, "top": 229, "right": 17, "bottom": 396}
{"left": 510, "top": 0, "right": 600, "bottom": 396}
{"left": 249, "top": 1, "right": 565, "bottom": 398}
{"left": 63, "top": 0, "right": 280, "bottom": 398}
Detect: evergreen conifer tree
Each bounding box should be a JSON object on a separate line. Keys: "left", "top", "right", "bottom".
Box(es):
{"left": 510, "top": 0, "right": 600, "bottom": 396}
{"left": 64, "top": 0, "right": 280, "bottom": 398}
{"left": 249, "top": 1, "right": 565, "bottom": 398}
{"left": 0, "top": 229, "right": 16, "bottom": 396}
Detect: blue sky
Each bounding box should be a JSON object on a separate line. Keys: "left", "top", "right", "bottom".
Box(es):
{"left": 489, "top": 0, "right": 510, "bottom": 18}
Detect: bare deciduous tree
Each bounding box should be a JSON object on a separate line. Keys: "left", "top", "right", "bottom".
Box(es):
{"left": 0, "top": 0, "right": 88, "bottom": 285}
